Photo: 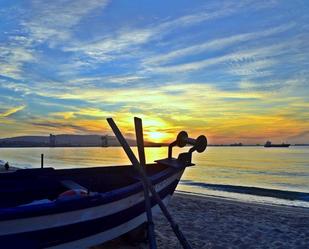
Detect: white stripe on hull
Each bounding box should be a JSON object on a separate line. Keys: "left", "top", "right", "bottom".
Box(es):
{"left": 46, "top": 195, "right": 171, "bottom": 249}
{"left": 0, "top": 170, "right": 183, "bottom": 236}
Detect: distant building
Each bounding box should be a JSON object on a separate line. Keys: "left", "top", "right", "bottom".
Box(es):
{"left": 50, "top": 134, "right": 56, "bottom": 147}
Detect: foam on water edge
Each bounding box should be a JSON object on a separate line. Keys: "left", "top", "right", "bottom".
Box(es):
{"left": 177, "top": 182, "right": 309, "bottom": 208}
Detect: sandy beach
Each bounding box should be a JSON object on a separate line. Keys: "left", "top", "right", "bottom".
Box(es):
{"left": 94, "top": 191, "right": 309, "bottom": 249}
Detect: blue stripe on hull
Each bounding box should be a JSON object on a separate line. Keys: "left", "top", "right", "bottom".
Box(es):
{"left": 0, "top": 167, "right": 177, "bottom": 221}
{"left": 0, "top": 180, "right": 178, "bottom": 248}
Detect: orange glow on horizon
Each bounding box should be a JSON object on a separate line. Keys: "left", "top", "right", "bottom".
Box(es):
{"left": 1, "top": 83, "right": 308, "bottom": 144}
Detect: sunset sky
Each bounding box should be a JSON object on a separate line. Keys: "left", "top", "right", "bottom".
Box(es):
{"left": 0, "top": 0, "right": 308, "bottom": 144}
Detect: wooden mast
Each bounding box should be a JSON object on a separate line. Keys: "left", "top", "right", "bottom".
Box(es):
{"left": 134, "top": 117, "right": 157, "bottom": 249}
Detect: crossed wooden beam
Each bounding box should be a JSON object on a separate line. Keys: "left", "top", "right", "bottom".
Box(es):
{"left": 107, "top": 117, "right": 192, "bottom": 249}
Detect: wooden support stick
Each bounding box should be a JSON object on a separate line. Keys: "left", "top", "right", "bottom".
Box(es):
{"left": 41, "top": 154, "right": 44, "bottom": 168}
{"left": 134, "top": 117, "right": 157, "bottom": 249}
{"left": 107, "top": 118, "right": 192, "bottom": 249}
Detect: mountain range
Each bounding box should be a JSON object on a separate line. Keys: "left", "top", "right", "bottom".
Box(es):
{"left": 0, "top": 135, "right": 162, "bottom": 147}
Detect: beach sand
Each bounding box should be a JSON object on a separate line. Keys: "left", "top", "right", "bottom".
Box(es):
{"left": 93, "top": 191, "right": 309, "bottom": 249}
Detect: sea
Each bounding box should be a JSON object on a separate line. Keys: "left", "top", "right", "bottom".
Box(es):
{"left": 0, "top": 146, "right": 309, "bottom": 207}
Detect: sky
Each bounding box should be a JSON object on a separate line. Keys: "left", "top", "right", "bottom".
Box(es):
{"left": 0, "top": 0, "right": 308, "bottom": 144}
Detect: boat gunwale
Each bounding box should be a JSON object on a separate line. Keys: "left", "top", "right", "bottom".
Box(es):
{"left": 0, "top": 164, "right": 178, "bottom": 221}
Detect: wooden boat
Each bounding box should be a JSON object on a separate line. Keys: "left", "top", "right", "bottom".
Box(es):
{"left": 0, "top": 119, "right": 207, "bottom": 249}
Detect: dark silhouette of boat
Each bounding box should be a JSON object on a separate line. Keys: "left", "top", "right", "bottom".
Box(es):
{"left": 264, "top": 141, "right": 290, "bottom": 148}
{"left": 0, "top": 118, "right": 207, "bottom": 248}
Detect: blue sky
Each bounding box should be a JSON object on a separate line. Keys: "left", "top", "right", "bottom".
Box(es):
{"left": 0, "top": 0, "right": 308, "bottom": 144}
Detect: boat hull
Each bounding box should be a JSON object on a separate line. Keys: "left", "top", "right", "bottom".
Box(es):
{"left": 0, "top": 167, "right": 184, "bottom": 249}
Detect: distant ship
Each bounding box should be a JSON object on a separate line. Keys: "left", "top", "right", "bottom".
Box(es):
{"left": 264, "top": 141, "right": 290, "bottom": 148}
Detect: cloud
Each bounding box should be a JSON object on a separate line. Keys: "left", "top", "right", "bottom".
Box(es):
{"left": 288, "top": 130, "right": 309, "bottom": 140}
{"left": 63, "top": 75, "right": 147, "bottom": 87}
{"left": 156, "top": 1, "right": 275, "bottom": 33}
{"left": 228, "top": 58, "right": 277, "bottom": 78}
{"left": 62, "top": 1, "right": 266, "bottom": 64}
{"left": 105, "top": 75, "right": 147, "bottom": 84}
{"left": 0, "top": 1, "right": 109, "bottom": 81}
{"left": 22, "top": 0, "right": 109, "bottom": 45}
{"left": 31, "top": 83, "right": 266, "bottom": 121}
{"left": 145, "top": 42, "right": 293, "bottom": 74}
{"left": 0, "top": 46, "right": 35, "bottom": 79}
{"left": 0, "top": 105, "right": 26, "bottom": 118}
{"left": 51, "top": 107, "right": 110, "bottom": 119}
{"left": 64, "top": 29, "right": 153, "bottom": 62}
{"left": 143, "top": 23, "right": 294, "bottom": 66}
{"left": 30, "top": 121, "right": 91, "bottom": 133}
{"left": 1, "top": 79, "right": 308, "bottom": 143}
{"left": 0, "top": 0, "right": 308, "bottom": 143}
{"left": 19, "top": 80, "right": 306, "bottom": 143}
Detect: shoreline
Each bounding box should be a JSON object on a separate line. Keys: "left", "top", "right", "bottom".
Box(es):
{"left": 94, "top": 191, "right": 309, "bottom": 249}
{"left": 1, "top": 145, "right": 309, "bottom": 148}
{"left": 176, "top": 190, "right": 309, "bottom": 211}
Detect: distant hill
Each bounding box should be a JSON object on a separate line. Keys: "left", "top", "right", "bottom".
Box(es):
{"left": 0, "top": 134, "right": 162, "bottom": 147}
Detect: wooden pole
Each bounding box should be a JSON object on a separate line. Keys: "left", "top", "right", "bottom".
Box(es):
{"left": 134, "top": 117, "right": 157, "bottom": 249}
{"left": 107, "top": 118, "right": 192, "bottom": 249}
{"left": 41, "top": 154, "right": 44, "bottom": 168}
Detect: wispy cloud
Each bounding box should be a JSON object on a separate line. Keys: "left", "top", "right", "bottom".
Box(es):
{"left": 0, "top": 105, "right": 26, "bottom": 118}
{"left": 0, "top": 1, "right": 308, "bottom": 143}
{"left": 143, "top": 23, "right": 294, "bottom": 66}
{"left": 104, "top": 75, "right": 147, "bottom": 84}
{"left": 62, "top": 1, "right": 265, "bottom": 64}
{"left": 64, "top": 29, "right": 153, "bottom": 61}
{"left": 155, "top": 0, "right": 276, "bottom": 33}
{"left": 0, "top": 46, "right": 35, "bottom": 79}
{"left": 22, "top": 0, "right": 109, "bottom": 45}
{"left": 144, "top": 41, "right": 296, "bottom": 74}
{"left": 228, "top": 58, "right": 277, "bottom": 78}
{"left": 51, "top": 107, "right": 110, "bottom": 119}
{"left": 288, "top": 130, "right": 309, "bottom": 141}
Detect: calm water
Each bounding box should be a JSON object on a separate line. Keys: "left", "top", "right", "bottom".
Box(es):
{"left": 1, "top": 146, "right": 309, "bottom": 207}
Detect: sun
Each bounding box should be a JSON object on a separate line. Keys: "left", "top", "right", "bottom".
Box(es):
{"left": 147, "top": 131, "right": 166, "bottom": 143}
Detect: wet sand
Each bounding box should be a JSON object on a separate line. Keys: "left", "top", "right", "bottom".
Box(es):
{"left": 93, "top": 191, "right": 309, "bottom": 249}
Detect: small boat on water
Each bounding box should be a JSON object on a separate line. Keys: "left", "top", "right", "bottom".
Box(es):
{"left": 264, "top": 141, "right": 290, "bottom": 148}
{"left": 0, "top": 118, "right": 207, "bottom": 249}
